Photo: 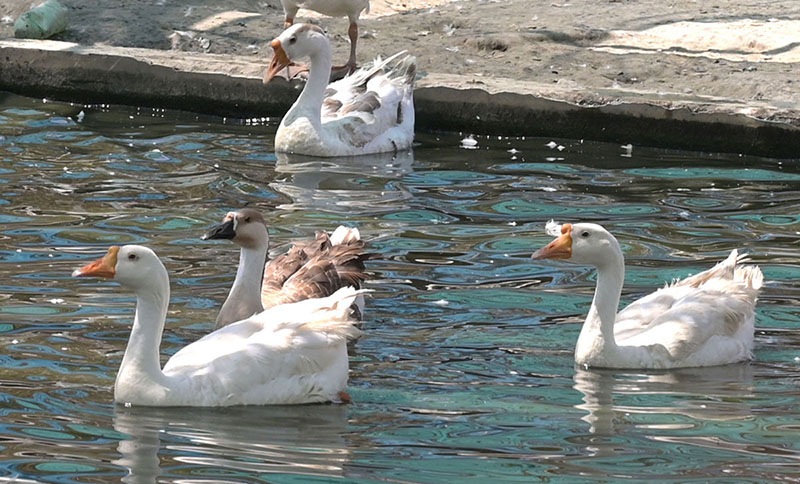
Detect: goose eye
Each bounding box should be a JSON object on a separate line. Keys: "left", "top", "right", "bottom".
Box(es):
{"left": 128, "top": 253, "right": 138, "bottom": 260}
{"left": 581, "top": 231, "right": 590, "bottom": 238}
{"left": 244, "top": 216, "right": 251, "bottom": 223}
{"left": 289, "top": 36, "right": 297, "bottom": 45}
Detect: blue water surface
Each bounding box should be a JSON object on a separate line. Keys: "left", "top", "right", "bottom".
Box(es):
{"left": 0, "top": 91, "right": 799, "bottom": 483}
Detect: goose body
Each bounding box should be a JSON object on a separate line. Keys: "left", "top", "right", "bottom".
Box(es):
{"left": 280, "top": 0, "right": 371, "bottom": 73}
{"left": 282, "top": 0, "right": 369, "bottom": 20}
{"left": 532, "top": 221, "right": 762, "bottom": 369}
{"left": 73, "top": 245, "right": 362, "bottom": 406}
{"left": 265, "top": 23, "right": 416, "bottom": 157}
{"left": 203, "top": 209, "right": 369, "bottom": 329}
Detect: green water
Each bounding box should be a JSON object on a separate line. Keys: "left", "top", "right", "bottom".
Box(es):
{"left": 0, "top": 91, "right": 799, "bottom": 483}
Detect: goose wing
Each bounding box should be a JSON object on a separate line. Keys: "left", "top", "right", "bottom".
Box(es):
{"left": 261, "top": 227, "right": 369, "bottom": 309}
{"left": 613, "top": 250, "right": 762, "bottom": 360}
{"left": 162, "top": 288, "right": 363, "bottom": 405}
{"left": 321, "top": 52, "right": 416, "bottom": 148}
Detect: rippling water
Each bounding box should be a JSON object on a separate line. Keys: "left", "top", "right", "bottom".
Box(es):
{"left": 1, "top": 91, "right": 799, "bottom": 483}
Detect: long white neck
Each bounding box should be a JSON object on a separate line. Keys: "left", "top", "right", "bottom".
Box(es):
{"left": 282, "top": 45, "right": 332, "bottom": 131}
{"left": 216, "top": 241, "right": 267, "bottom": 329}
{"left": 116, "top": 272, "right": 171, "bottom": 397}
{"left": 575, "top": 247, "right": 625, "bottom": 366}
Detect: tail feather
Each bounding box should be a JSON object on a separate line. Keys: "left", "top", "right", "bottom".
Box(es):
{"left": 388, "top": 55, "right": 417, "bottom": 87}
{"left": 358, "top": 51, "right": 415, "bottom": 87}
{"left": 330, "top": 226, "right": 361, "bottom": 246}
{"left": 735, "top": 264, "right": 763, "bottom": 291}
{"left": 672, "top": 249, "right": 763, "bottom": 294}
{"left": 344, "top": 50, "right": 406, "bottom": 88}
{"left": 304, "top": 287, "right": 370, "bottom": 340}
{"left": 672, "top": 249, "right": 739, "bottom": 289}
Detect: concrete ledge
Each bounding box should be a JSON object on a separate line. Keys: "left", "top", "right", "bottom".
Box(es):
{"left": 1, "top": 39, "right": 799, "bottom": 158}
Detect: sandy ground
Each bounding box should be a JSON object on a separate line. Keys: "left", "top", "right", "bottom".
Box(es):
{"left": 1, "top": 0, "right": 799, "bottom": 109}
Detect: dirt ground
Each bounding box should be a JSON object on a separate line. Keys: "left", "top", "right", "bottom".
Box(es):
{"left": 1, "top": 0, "right": 799, "bottom": 109}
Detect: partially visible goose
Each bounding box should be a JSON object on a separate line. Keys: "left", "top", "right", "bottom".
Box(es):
{"left": 532, "top": 221, "right": 763, "bottom": 369}
{"left": 73, "top": 245, "right": 362, "bottom": 406}
{"left": 264, "top": 23, "right": 416, "bottom": 157}
{"left": 203, "top": 208, "right": 369, "bottom": 330}
{"left": 280, "top": 0, "right": 371, "bottom": 74}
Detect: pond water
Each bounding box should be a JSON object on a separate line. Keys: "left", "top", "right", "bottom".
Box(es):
{"left": 1, "top": 90, "right": 799, "bottom": 483}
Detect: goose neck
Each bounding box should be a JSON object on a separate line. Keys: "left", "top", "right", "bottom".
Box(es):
{"left": 117, "top": 278, "right": 171, "bottom": 390}
{"left": 576, "top": 253, "right": 625, "bottom": 364}
{"left": 223, "top": 243, "right": 267, "bottom": 318}
{"left": 286, "top": 48, "right": 332, "bottom": 128}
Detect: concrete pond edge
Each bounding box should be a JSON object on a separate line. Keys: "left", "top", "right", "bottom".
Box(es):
{"left": 1, "top": 39, "right": 798, "bottom": 158}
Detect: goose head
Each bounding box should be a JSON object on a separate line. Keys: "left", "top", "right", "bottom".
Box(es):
{"left": 531, "top": 221, "right": 620, "bottom": 267}
{"left": 265, "top": 23, "right": 329, "bottom": 82}
{"left": 72, "top": 245, "right": 166, "bottom": 290}
{"left": 202, "top": 209, "right": 269, "bottom": 250}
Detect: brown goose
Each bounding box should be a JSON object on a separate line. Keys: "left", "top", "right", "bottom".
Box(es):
{"left": 203, "top": 208, "right": 369, "bottom": 329}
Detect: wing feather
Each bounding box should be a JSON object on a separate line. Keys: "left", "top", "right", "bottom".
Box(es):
{"left": 614, "top": 250, "right": 762, "bottom": 360}
{"left": 162, "top": 287, "right": 365, "bottom": 405}
{"left": 319, "top": 52, "right": 416, "bottom": 150}
{"left": 260, "top": 227, "right": 370, "bottom": 312}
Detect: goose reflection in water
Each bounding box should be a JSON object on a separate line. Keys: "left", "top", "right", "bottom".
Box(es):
{"left": 573, "top": 363, "right": 755, "bottom": 437}
{"left": 271, "top": 150, "right": 414, "bottom": 213}
{"left": 113, "top": 404, "right": 350, "bottom": 483}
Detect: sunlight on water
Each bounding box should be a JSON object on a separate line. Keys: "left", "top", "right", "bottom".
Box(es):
{"left": 0, "top": 91, "right": 799, "bottom": 482}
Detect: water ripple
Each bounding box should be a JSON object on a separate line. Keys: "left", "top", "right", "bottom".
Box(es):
{"left": 0, "top": 94, "right": 798, "bottom": 483}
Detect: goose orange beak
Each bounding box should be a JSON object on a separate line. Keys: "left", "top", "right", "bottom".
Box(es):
{"left": 264, "top": 39, "right": 291, "bottom": 83}
{"left": 72, "top": 246, "right": 120, "bottom": 278}
{"left": 531, "top": 223, "right": 573, "bottom": 260}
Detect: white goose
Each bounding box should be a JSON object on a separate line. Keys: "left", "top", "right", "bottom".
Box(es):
{"left": 73, "top": 245, "right": 362, "bottom": 406}
{"left": 280, "top": 0, "right": 371, "bottom": 74}
{"left": 264, "top": 23, "right": 416, "bottom": 157}
{"left": 202, "top": 208, "right": 369, "bottom": 329}
{"left": 532, "top": 221, "right": 763, "bottom": 369}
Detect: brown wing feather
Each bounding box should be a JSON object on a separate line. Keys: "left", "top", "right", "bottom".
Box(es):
{"left": 261, "top": 246, "right": 309, "bottom": 308}
{"left": 293, "top": 232, "right": 333, "bottom": 259}
{"left": 324, "top": 243, "right": 369, "bottom": 288}
{"left": 261, "top": 230, "right": 370, "bottom": 311}
{"left": 280, "top": 259, "right": 344, "bottom": 304}
{"left": 340, "top": 91, "right": 382, "bottom": 116}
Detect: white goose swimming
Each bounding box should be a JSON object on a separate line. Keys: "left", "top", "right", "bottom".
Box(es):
{"left": 532, "top": 221, "right": 763, "bottom": 369}
{"left": 73, "top": 245, "right": 362, "bottom": 406}
{"left": 265, "top": 23, "right": 416, "bottom": 157}
{"left": 280, "top": 0, "right": 371, "bottom": 74}
{"left": 202, "top": 208, "right": 369, "bottom": 329}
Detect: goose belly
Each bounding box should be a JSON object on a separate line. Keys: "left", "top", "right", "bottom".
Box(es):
{"left": 297, "top": 0, "right": 368, "bottom": 18}
{"left": 275, "top": 118, "right": 327, "bottom": 156}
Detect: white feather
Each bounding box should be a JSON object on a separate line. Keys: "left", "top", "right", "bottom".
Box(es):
{"left": 533, "top": 223, "right": 762, "bottom": 369}
{"left": 271, "top": 24, "right": 416, "bottom": 157}
{"left": 545, "top": 219, "right": 562, "bottom": 237}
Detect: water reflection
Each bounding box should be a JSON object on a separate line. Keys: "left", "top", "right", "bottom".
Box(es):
{"left": 271, "top": 150, "right": 414, "bottom": 213}
{"left": 574, "top": 364, "right": 755, "bottom": 435}
{"left": 113, "top": 404, "right": 350, "bottom": 483}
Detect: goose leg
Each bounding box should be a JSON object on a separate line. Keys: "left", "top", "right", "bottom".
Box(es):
{"left": 332, "top": 21, "right": 359, "bottom": 75}
{"left": 333, "top": 391, "right": 352, "bottom": 404}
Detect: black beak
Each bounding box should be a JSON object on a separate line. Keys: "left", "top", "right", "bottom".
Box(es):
{"left": 202, "top": 219, "right": 236, "bottom": 240}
